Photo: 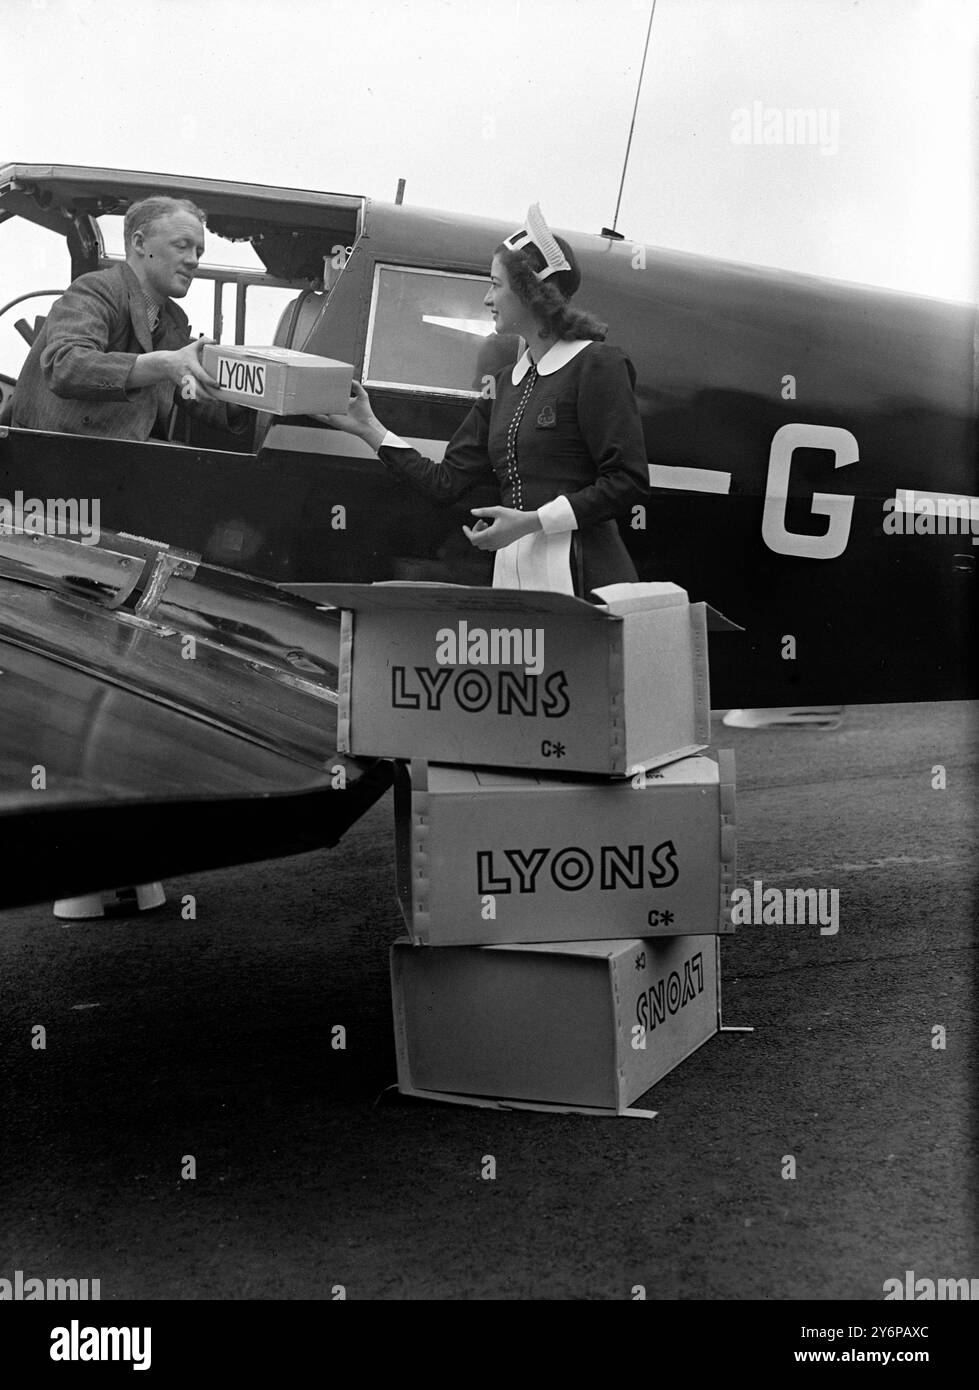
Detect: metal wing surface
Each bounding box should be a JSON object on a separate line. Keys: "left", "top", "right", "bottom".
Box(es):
{"left": 0, "top": 529, "right": 391, "bottom": 910}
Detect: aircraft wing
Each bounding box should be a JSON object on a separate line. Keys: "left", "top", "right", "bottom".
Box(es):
{"left": 0, "top": 529, "right": 392, "bottom": 911}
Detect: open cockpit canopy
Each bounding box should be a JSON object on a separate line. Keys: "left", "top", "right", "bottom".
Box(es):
{"left": 0, "top": 163, "right": 365, "bottom": 282}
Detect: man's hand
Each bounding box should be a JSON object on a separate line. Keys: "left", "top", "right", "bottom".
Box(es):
{"left": 168, "top": 338, "right": 221, "bottom": 400}
{"left": 463, "top": 506, "right": 543, "bottom": 551}
{"left": 129, "top": 336, "right": 221, "bottom": 400}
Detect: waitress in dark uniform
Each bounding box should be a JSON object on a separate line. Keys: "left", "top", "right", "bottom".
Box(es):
{"left": 321, "top": 204, "right": 649, "bottom": 596}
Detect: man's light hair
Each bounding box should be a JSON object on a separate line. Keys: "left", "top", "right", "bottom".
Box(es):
{"left": 124, "top": 196, "right": 206, "bottom": 252}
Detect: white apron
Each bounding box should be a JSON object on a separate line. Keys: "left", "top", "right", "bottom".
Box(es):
{"left": 491, "top": 530, "right": 574, "bottom": 595}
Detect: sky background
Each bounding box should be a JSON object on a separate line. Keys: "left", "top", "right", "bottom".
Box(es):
{"left": 0, "top": 0, "right": 975, "bottom": 373}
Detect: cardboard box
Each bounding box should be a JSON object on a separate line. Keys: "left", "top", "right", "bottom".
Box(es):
{"left": 200, "top": 344, "right": 353, "bottom": 414}
{"left": 391, "top": 934, "right": 721, "bottom": 1116}
{"left": 304, "top": 581, "right": 739, "bottom": 775}
{"left": 394, "top": 753, "right": 736, "bottom": 946}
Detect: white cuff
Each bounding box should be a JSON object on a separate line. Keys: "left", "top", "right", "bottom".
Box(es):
{"left": 537, "top": 495, "right": 578, "bottom": 533}
{"left": 379, "top": 429, "right": 411, "bottom": 451}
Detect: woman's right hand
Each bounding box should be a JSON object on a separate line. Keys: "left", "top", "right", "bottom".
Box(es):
{"left": 320, "top": 380, "right": 379, "bottom": 436}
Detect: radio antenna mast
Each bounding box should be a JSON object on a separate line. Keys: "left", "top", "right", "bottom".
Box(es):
{"left": 603, "top": 0, "right": 657, "bottom": 240}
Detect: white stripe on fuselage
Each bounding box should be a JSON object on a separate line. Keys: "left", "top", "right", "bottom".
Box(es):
{"left": 263, "top": 425, "right": 448, "bottom": 461}
{"left": 648, "top": 464, "right": 732, "bottom": 494}
{"left": 268, "top": 428, "right": 739, "bottom": 495}
{"left": 893, "top": 487, "right": 979, "bottom": 514}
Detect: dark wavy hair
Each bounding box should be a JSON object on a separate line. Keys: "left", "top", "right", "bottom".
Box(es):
{"left": 495, "top": 234, "right": 607, "bottom": 342}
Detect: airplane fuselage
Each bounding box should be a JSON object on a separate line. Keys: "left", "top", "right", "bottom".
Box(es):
{"left": 1, "top": 169, "right": 975, "bottom": 706}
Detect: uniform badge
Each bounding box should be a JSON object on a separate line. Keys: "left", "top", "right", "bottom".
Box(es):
{"left": 536, "top": 403, "right": 557, "bottom": 429}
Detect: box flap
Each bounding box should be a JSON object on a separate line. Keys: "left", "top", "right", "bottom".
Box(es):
{"left": 596, "top": 585, "right": 742, "bottom": 630}
{"left": 424, "top": 764, "right": 567, "bottom": 793}
{"left": 424, "top": 756, "right": 719, "bottom": 792}
{"left": 704, "top": 605, "right": 743, "bottom": 633}
{"left": 480, "top": 938, "right": 644, "bottom": 960}
{"left": 393, "top": 925, "right": 644, "bottom": 961}
{"left": 395, "top": 1085, "right": 656, "bottom": 1119}
{"left": 591, "top": 581, "right": 689, "bottom": 613}
{"left": 292, "top": 581, "right": 617, "bottom": 620}
{"left": 638, "top": 754, "right": 718, "bottom": 784}
{"left": 281, "top": 580, "right": 743, "bottom": 632}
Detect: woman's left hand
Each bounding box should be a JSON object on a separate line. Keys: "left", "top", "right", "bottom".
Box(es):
{"left": 463, "top": 506, "right": 542, "bottom": 551}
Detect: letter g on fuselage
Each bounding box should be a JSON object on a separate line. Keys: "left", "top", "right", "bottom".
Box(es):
{"left": 762, "top": 423, "right": 858, "bottom": 559}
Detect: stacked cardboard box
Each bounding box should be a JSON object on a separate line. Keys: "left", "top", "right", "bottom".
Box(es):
{"left": 313, "top": 580, "right": 738, "bottom": 1117}
{"left": 393, "top": 757, "right": 736, "bottom": 946}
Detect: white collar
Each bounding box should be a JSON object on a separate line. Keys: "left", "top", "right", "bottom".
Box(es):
{"left": 511, "top": 338, "right": 593, "bottom": 385}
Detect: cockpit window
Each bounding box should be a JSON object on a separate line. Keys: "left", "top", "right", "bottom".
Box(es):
{"left": 364, "top": 265, "right": 519, "bottom": 398}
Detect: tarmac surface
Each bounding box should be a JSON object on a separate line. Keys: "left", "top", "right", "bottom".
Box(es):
{"left": 1, "top": 701, "right": 976, "bottom": 1302}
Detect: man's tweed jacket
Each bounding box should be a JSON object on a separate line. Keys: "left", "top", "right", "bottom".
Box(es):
{"left": 11, "top": 261, "right": 241, "bottom": 441}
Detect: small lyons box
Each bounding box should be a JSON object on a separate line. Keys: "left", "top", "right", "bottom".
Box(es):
{"left": 391, "top": 934, "right": 721, "bottom": 1116}
{"left": 303, "top": 581, "right": 739, "bottom": 775}
{"left": 200, "top": 344, "right": 353, "bottom": 415}
{"left": 394, "top": 754, "right": 736, "bottom": 946}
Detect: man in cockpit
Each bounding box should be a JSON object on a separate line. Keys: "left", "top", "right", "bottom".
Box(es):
{"left": 10, "top": 195, "right": 248, "bottom": 442}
